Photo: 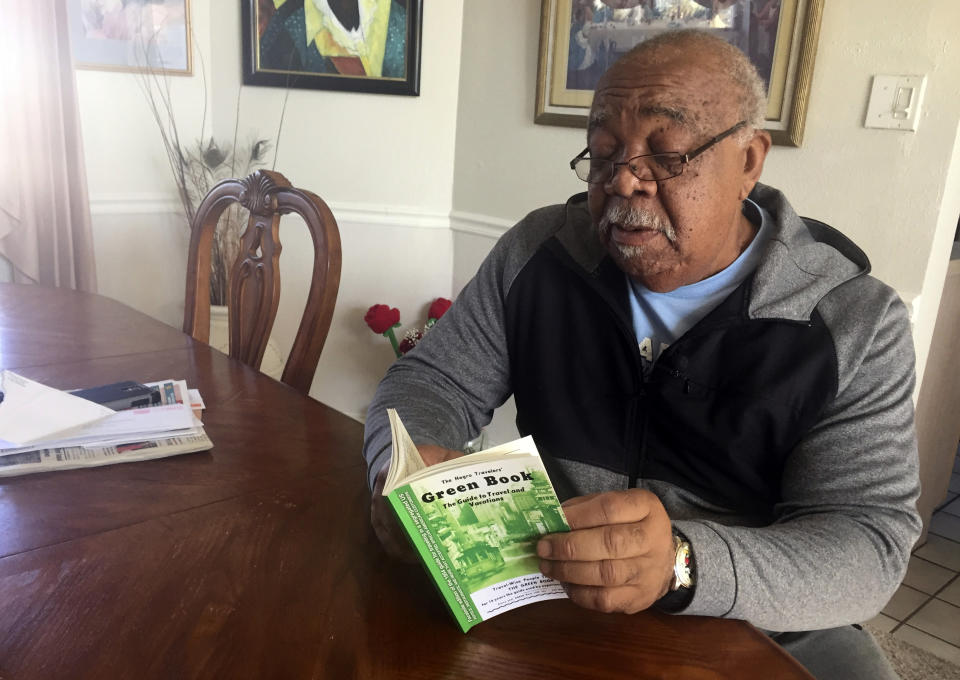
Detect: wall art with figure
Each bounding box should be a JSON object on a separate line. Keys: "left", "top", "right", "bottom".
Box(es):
{"left": 537, "top": 0, "right": 823, "bottom": 146}
{"left": 242, "top": 0, "right": 422, "bottom": 95}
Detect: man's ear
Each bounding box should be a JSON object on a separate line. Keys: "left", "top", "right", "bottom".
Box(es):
{"left": 739, "top": 130, "right": 772, "bottom": 200}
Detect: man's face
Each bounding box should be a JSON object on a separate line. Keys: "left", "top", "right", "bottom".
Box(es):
{"left": 587, "top": 52, "right": 761, "bottom": 292}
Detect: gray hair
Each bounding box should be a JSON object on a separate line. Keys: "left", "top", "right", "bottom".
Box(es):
{"left": 615, "top": 30, "right": 767, "bottom": 141}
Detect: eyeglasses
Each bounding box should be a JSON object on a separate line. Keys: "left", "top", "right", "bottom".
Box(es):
{"left": 570, "top": 120, "right": 747, "bottom": 184}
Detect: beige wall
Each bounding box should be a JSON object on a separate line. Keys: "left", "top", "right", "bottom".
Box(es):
{"left": 75, "top": 0, "right": 465, "bottom": 421}
{"left": 76, "top": 2, "right": 213, "bottom": 324}
{"left": 71, "top": 0, "right": 960, "bottom": 432}
{"left": 208, "top": 0, "right": 464, "bottom": 212}
{"left": 451, "top": 0, "right": 960, "bottom": 414}
{"left": 761, "top": 1, "right": 960, "bottom": 388}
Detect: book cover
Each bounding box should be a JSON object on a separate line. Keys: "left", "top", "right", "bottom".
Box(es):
{"left": 383, "top": 409, "right": 570, "bottom": 632}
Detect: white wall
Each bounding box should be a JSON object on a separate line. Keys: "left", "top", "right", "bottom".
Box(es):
{"left": 71, "top": 0, "right": 960, "bottom": 432}
{"left": 204, "top": 0, "right": 464, "bottom": 419}
{"left": 452, "top": 2, "right": 583, "bottom": 222}
{"left": 759, "top": 1, "right": 960, "bottom": 386}
{"left": 208, "top": 0, "right": 464, "bottom": 212}
{"left": 451, "top": 0, "right": 960, "bottom": 409}
{"left": 75, "top": 1, "right": 465, "bottom": 421}
{"left": 77, "top": 2, "right": 213, "bottom": 326}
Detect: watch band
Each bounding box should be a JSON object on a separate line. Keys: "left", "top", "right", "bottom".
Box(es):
{"left": 670, "top": 533, "right": 695, "bottom": 591}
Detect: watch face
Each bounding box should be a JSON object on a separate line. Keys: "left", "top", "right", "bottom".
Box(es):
{"left": 673, "top": 537, "right": 694, "bottom": 590}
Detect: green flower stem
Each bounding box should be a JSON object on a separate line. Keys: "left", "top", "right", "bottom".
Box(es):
{"left": 384, "top": 326, "right": 401, "bottom": 358}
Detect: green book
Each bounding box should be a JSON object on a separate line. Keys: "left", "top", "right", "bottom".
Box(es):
{"left": 383, "top": 409, "right": 570, "bottom": 633}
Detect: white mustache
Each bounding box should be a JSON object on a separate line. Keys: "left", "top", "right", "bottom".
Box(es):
{"left": 599, "top": 205, "right": 676, "bottom": 244}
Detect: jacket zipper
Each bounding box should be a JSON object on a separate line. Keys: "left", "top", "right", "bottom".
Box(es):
{"left": 548, "top": 245, "right": 647, "bottom": 486}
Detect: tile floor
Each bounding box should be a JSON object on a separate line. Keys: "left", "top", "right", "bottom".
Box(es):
{"left": 866, "top": 452, "right": 960, "bottom": 664}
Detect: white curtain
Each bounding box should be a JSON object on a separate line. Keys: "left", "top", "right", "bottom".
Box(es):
{"left": 0, "top": 0, "right": 97, "bottom": 291}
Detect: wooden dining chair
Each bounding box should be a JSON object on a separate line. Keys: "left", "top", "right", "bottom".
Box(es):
{"left": 183, "top": 169, "right": 342, "bottom": 395}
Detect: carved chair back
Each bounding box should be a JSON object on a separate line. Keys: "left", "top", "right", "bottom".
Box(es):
{"left": 183, "top": 170, "right": 342, "bottom": 395}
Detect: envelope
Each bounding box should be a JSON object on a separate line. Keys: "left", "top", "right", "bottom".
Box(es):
{"left": 0, "top": 370, "right": 115, "bottom": 446}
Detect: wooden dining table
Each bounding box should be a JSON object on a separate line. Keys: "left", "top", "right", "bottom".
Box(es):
{"left": 0, "top": 284, "right": 814, "bottom": 679}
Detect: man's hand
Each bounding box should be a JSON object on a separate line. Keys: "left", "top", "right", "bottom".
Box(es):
{"left": 537, "top": 489, "right": 675, "bottom": 614}
{"left": 370, "top": 444, "right": 464, "bottom": 562}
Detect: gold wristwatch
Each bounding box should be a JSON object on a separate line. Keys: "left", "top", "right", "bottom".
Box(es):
{"left": 670, "top": 534, "right": 695, "bottom": 591}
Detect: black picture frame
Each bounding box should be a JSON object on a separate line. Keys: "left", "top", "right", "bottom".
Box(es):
{"left": 242, "top": 0, "right": 422, "bottom": 96}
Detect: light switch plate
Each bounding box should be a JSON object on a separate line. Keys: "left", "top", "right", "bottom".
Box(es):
{"left": 864, "top": 75, "right": 927, "bottom": 131}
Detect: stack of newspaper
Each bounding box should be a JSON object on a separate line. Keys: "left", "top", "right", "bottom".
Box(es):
{"left": 0, "top": 371, "right": 213, "bottom": 478}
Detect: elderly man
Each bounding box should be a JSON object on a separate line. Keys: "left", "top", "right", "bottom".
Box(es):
{"left": 363, "top": 30, "right": 919, "bottom": 679}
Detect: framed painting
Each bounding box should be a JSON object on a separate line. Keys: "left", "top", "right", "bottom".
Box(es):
{"left": 535, "top": 0, "right": 824, "bottom": 146}
{"left": 242, "top": 0, "right": 422, "bottom": 96}
{"left": 66, "top": 0, "right": 192, "bottom": 75}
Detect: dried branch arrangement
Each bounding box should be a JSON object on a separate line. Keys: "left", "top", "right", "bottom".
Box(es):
{"left": 134, "top": 42, "right": 287, "bottom": 305}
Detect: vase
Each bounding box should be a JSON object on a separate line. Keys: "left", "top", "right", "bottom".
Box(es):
{"left": 208, "top": 305, "right": 285, "bottom": 380}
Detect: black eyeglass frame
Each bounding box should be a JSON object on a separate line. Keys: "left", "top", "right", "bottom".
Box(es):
{"left": 570, "top": 120, "right": 748, "bottom": 184}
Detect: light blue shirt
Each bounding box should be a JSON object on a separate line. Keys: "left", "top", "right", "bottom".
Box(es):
{"left": 627, "top": 199, "right": 772, "bottom": 363}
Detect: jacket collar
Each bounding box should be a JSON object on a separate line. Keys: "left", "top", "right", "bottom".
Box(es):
{"left": 555, "top": 184, "right": 870, "bottom": 323}
{"left": 556, "top": 192, "right": 606, "bottom": 273}
{"left": 747, "top": 183, "right": 869, "bottom": 322}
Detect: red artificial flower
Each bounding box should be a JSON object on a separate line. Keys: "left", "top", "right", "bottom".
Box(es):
{"left": 428, "top": 297, "right": 452, "bottom": 321}
{"left": 364, "top": 304, "right": 400, "bottom": 334}
{"left": 398, "top": 327, "right": 424, "bottom": 355}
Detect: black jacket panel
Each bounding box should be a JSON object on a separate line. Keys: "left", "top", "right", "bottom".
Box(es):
{"left": 506, "top": 235, "right": 838, "bottom": 515}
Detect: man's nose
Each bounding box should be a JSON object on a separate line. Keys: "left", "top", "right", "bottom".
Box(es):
{"left": 604, "top": 162, "right": 659, "bottom": 199}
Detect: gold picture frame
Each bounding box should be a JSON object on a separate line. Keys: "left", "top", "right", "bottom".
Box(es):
{"left": 535, "top": 0, "right": 824, "bottom": 146}
{"left": 67, "top": 0, "right": 193, "bottom": 76}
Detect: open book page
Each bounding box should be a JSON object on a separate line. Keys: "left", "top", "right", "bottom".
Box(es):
{"left": 395, "top": 438, "right": 544, "bottom": 488}
{"left": 382, "top": 408, "right": 428, "bottom": 492}
{"left": 384, "top": 408, "right": 542, "bottom": 491}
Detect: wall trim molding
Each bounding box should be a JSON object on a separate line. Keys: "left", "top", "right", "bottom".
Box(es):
{"left": 88, "top": 196, "right": 516, "bottom": 237}
{"left": 86, "top": 196, "right": 925, "bottom": 325}
{"left": 328, "top": 201, "right": 450, "bottom": 229}
{"left": 449, "top": 210, "right": 514, "bottom": 238}
{"left": 89, "top": 194, "right": 452, "bottom": 229}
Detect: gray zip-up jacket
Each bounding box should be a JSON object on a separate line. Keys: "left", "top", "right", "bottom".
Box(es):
{"left": 364, "top": 183, "right": 922, "bottom": 632}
